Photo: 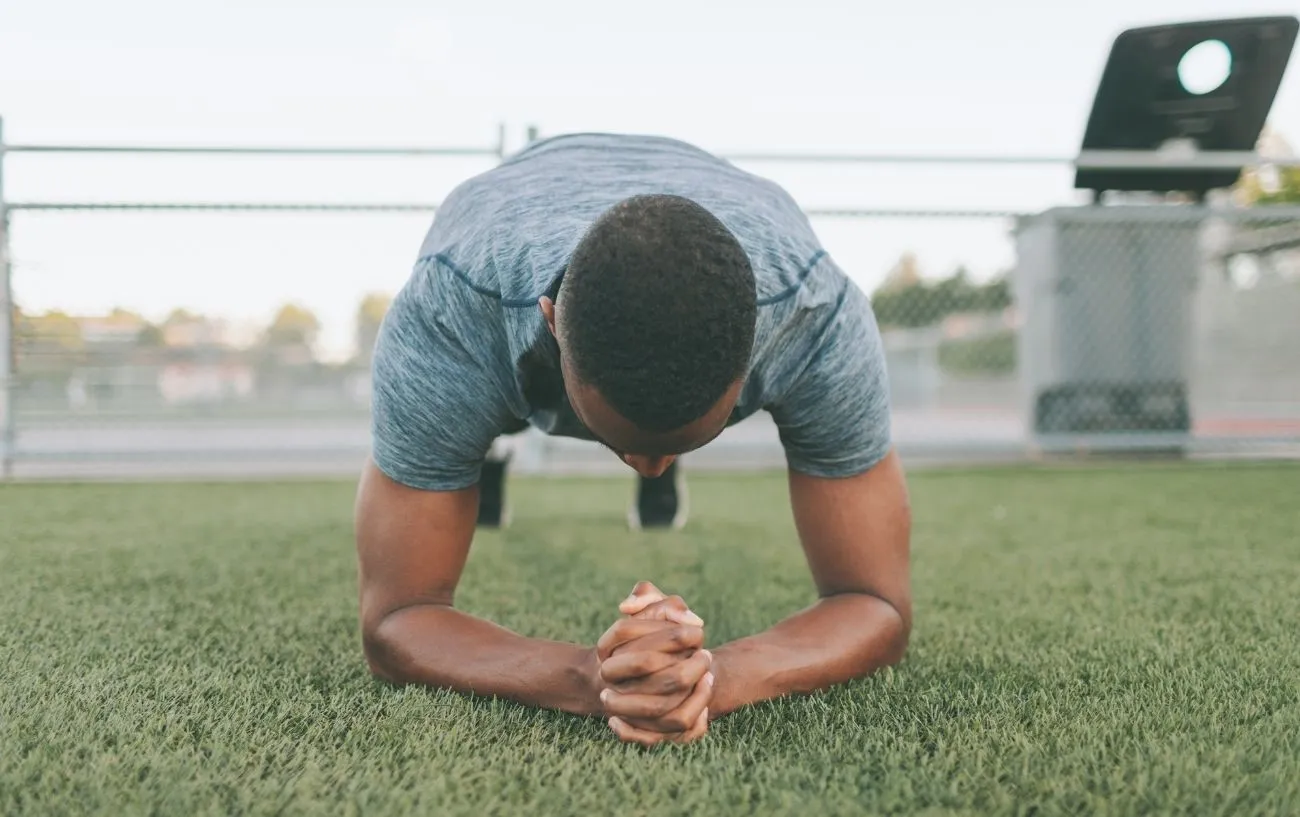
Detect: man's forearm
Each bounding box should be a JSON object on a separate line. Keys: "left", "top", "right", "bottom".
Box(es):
{"left": 708, "top": 592, "right": 908, "bottom": 717}
{"left": 364, "top": 605, "right": 600, "bottom": 717}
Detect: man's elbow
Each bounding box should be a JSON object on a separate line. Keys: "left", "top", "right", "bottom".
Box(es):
{"left": 362, "top": 624, "right": 396, "bottom": 683}
{"left": 833, "top": 593, "right": 911, "bottom": 680}
{"left": 361, "top": 611, "right": 413, "bottom": 685}
{"left": 361, "top": 600, "right": 459, "bottom": 685}
{"left": 869, "top": 595, "right": 911, "bottom": 670}
{"left": 881, "top": 610, "right": 910, "bottom": 667}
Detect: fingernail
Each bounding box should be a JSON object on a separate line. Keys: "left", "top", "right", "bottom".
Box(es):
{"left": 704, "top": 672, "right": 715, "bottom": 687}
{"left": 600, "top": 689, "right": 611, "bottom": 702}
{"left": 701, "top": 649, "right": 713, "bottom": 662}
{"left": 683, "top": 610, "right": 704, "bottom": 626}
{"left": 608, "top": 716, "right": 622, "bottom": 729}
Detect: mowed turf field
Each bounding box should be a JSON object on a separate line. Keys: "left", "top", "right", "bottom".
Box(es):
{"left": 2, "top": 462, "right": 1299, "bottom": 816}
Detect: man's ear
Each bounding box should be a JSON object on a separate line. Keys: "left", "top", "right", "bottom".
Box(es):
{"left": 539, "top": 296, "right": 557, "bottom": 338}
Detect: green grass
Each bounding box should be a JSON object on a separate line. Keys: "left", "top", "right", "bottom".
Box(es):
{"left": 2, "top": 462, "right": 1299, "bottom": 816}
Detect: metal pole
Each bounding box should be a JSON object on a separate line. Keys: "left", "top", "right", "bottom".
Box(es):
{"left": 0, "top": 115, "right": 14, "bottom": 479}
{"left": 3, "top": 143, "right": 502, "bottom": 157}
{"left": 9, "top": 202, "right": 443, "bottom": 213}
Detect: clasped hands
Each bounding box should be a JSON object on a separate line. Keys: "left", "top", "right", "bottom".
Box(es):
{"left": 592, "top": 581, "right": 714, "bottom": 747}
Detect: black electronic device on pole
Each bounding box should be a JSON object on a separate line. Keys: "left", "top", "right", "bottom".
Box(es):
{"left": 1075, "top": 16, "right": 1298, "bottom": 199}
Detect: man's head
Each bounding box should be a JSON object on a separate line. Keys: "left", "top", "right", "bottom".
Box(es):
{"left": 539, "top": 194, "right": 757, "bottom": 477}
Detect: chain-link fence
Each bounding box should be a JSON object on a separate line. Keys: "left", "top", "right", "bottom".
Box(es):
{"left": 3, "top": 127, "right": 1299, "bottom": 478}
{"left": 1015, "top": 207, "right": 1300, "bottom": 450}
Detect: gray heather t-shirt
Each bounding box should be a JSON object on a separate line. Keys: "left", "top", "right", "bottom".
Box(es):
{"left": 371, "top": 133, "right": 892, "bottom": 492}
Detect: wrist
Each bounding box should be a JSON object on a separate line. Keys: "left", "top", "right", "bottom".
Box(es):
{"left": 568, "top": 646, "right": 606, "bottom": 718}
{"left": 706, "top": 646, "right": 753, "bottom": 718}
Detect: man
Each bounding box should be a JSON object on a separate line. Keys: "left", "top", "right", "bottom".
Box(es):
{"left": 355, "top": 133, "right": 912, "bottom": 747}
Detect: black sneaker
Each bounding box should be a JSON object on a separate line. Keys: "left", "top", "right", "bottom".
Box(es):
{"left": 628, "top": 461, "right": 688, "bottom": 531}
{"left": 477, "top": 459, "right": 511, "bottom": 529}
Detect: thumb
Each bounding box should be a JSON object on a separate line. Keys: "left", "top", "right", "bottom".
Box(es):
{"left": 618, "top": 581, "right": 666, "bottom": 615}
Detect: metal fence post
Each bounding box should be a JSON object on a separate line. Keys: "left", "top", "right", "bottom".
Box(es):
{"left": 0, "top": 114, "right": 13, "bottom": 479}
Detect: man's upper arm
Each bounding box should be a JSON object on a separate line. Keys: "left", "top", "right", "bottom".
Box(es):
{"left": 788, "top": 453, "right": 912, "bottom": 636}
{"left": 767, "top": 262, "right": 911, "bottom": 631}
{"left": 370, "top": 258, "right": 517, "bottom": 492}
{"left": 354, "top": 461, "right": 480, "bottom": 640}
{"left": 767, "top": 269, "right": 893, "bottom": 480}
{"left": 358, "top": 259, "right": 515, "bottom": 636}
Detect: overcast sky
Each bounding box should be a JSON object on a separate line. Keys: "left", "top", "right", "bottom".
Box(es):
{"left": 2, "top": 0, "right": 1297, "bottom": 359}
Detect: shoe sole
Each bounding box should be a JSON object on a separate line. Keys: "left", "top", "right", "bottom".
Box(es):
{"left": 627, "top": 466, "right": 689, "bottom": 531}
{"left": 477, "top": 454, "right": 511, "bottom": 530}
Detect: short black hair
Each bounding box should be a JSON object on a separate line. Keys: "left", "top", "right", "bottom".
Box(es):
{"left": 559, "top": 194, "right": 757, "bottom": 433}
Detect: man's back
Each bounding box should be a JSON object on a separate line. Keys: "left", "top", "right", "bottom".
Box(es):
{"left": 418, "top": 132, "right": 826, "bottom": 307}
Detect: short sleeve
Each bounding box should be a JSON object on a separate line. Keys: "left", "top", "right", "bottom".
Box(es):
{"left": 767, "top": 278, "right": 893, "bottom": 478}
{"left": 369, "top": 259, "right": 518, "bottom": 492}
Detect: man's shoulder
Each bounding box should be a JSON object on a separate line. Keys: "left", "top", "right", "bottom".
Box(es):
{"left": 745, "top": 254, "right": 877, "bottom": 399}
{"left": 746, "top": 257, "right": 893, "bottom": 478}
{"left": 753, "top": 251, "right": 857, "bottom": 343}
{"left": 374, "top": 258, "right": 506, "bottom": 360}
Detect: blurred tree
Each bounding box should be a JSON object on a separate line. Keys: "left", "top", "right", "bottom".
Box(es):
{"left": 15, "top": 308, "right": 85, "bottom": 373}
{"left": 22, "top": 310, "right": 83, "bottom": 352}
{"left": 262, "top": 303, "right": 321, "bottom": 350}
{"left": 163, "top": 308, "right": 201, "bottom": 326}
{"left": 1233, "top": 125, "right": 1300, "bottom": 205}
{"left": 258, "top": 303, "right": 322, "bottom": 369}
{"left": 158, "top": 308, "right": 224, "bottom": 350}
{"left": 103, "top": 308, "right": 149, "bottom": 343}
{"left": 871, "top": 260, "right": 1012, "bottom": 329}
{"left": 73, "top": 307, "right": 152, "bottom": 367}
{"left": 971, "top": 275, "right": 1012, "bottom": 313}
{"left": 877, "top": 252, "right": 923, "bottom": 293}
{"left": 932, "top": 266, "right": 971, "bottom": 312}
{"left": 354, "top": 292, "right": 393, "bottom": 364}
{"left": 136, "top": 322, "right": 166, "bottom": 347}
{"left": 1237, "top": 167, "right": 1300, "bottom": 205}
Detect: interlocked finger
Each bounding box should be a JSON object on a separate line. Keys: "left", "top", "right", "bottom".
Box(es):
{"left": 607, "top": 623, "right": 705, "bottom": 660}
{"left": 613, "top": 671, "right": 714, "bottom": 733}
{"left": 603, "top": 648, "right": 712, "bottom": 695}
{"left": 596, "top": 618, "right": 691, "bottom": 661}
